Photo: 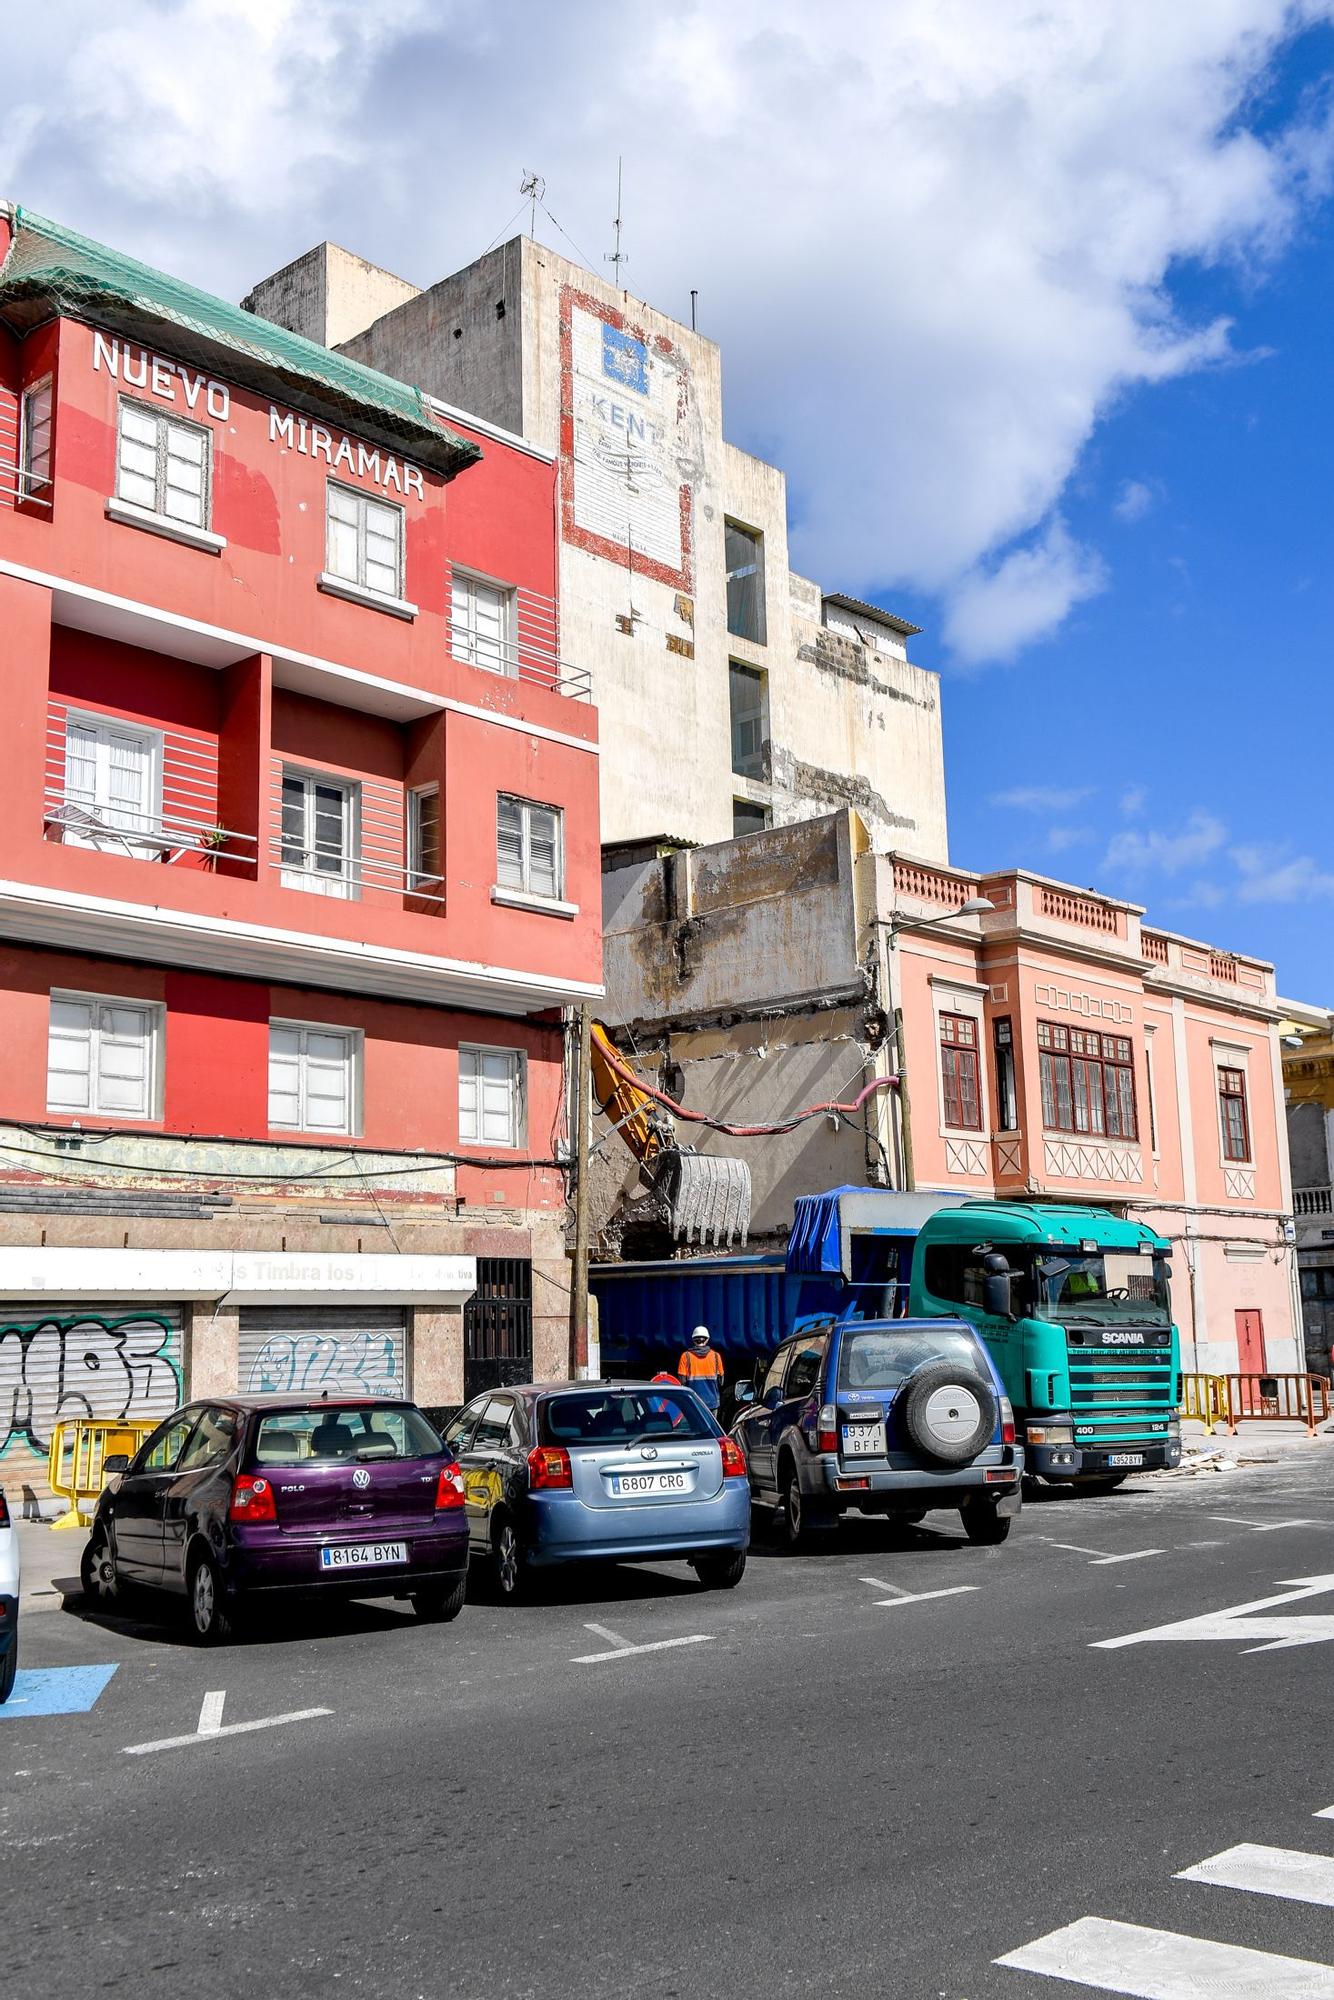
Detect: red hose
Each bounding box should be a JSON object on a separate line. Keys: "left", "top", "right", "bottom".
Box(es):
{"left": 595, "top": 1037, "right": 898, "bottom": 1140}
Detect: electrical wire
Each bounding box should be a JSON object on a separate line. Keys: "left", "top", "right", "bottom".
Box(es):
{"left": 537, "top": 198, "right": 600, "bottom": 278}
{"left": 0, "top": 1132, "right": 560, "bottom": 1183}
{"left": 592, "top": 1037, "right": 898, "bottom": 1139}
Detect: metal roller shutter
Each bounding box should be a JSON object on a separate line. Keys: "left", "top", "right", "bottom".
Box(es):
{"left": 0, "top": 1300, "right": 184, "bottom": 1508}
{"left": 237, "top": 1307, "right": 407, "bottom": 1402}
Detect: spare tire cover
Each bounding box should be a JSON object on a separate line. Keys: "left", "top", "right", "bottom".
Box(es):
{"left": 901, "top": 1361, "right": 997, "bottom": 1466}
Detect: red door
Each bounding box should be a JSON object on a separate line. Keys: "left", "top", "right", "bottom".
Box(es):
{"left": 1235, "top": 1309, "right": 1267, "bottom": 1412}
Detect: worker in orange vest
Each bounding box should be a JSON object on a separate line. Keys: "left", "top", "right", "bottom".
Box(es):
{"left": 677, "top": 1325, "right": 725, "bottom": 1412}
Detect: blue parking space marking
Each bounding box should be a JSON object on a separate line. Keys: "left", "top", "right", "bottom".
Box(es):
{"left": 1, "top": 1665, "right": 118, "bottom": 1717}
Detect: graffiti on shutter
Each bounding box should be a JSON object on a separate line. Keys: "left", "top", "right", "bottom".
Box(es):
{"left": 237, "top": 1308, "right": 406, "bottom": 1401}
{"left": 0, "top": 1303, "right": 183, "bottom": 1465}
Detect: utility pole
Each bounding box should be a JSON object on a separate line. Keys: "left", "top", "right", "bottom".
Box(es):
{"left": 568, "top": 1002, "right": 592, "bottom": 1376}
{"left": 893, "top": 1003, "right": 916, "bottom": 1193}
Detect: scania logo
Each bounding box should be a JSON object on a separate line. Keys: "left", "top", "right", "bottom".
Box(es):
{"left": 640, "top": 1446, "right": 659, "bottom": 1461}
{"left": 352, "top": 1467, "right": 371, "bottom": 1489}
{"left": 1104, "top": 1332, "right": 1146, "bottom": 1345}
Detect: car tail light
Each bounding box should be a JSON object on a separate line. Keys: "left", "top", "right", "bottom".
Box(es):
{"left": 527, "top": 1444, "right": 572, "bottom": 1491}
{"left": 1000, "top": 1396, "right": 1016, "bottom": 1447}
{"left": 228, "top": 1473, "right": 276, "bottom": 1524}
{"left": 435, "top": 1464, "right": 466, "bottom": 1511}
{"left": 816, "top": 1403, "right": 839, "bottom": 1455}
{"left": 719, "top": 1436, "right": 747, "bottom": 1479}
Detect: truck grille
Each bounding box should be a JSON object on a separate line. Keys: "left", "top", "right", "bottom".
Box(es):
{"left": 1068, "top": 1344, "right": 1175, "bottom": 1440}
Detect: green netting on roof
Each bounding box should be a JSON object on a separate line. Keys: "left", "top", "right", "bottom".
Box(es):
{"left": 0, "top": 207, "right": 481, "bottom": 480}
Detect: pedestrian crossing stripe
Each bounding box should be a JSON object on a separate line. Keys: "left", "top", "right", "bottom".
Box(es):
{"left": 1178, "top": 1843, "right": 1334, "bottom": 1908}
{"left": 996, "top": 1916, "right": 1334, "bottom": 1996}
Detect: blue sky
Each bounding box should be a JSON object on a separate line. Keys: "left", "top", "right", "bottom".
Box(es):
{"left": 3, "top": 1, "right": 1332, "bottom": 997}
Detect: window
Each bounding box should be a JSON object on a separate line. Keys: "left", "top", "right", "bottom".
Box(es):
{"left": 47, "top": 994, "right": 159, "bottom": 1120}
{"left": 280, "top": 770, "right": 358, "bottom": 897}
{"left": 761, "top": 1343, "right": 793, "bottom": 1400}
{"left": 116, "top": 400, "right": 210, "bottom": 528}
{"left": 496, "top": 794, "right": 562, "bottom": 901}
{"left": 725, "top": 520, "right": 766, "bottom": 644}
{"left": 1037, "top": 1020, "right": 1138, "bottom": 1140}
{"left": 922, "top": 1245, "right": 989, "bottom": 1309}
{"left": 1144, "top": 1029, "right": 1159, "bottom": 1154}
{"left": 20, "top": 377, "right": 53, "bottom": 498}
{"left": 268, "top": 1022, "right": 359, "bottom": 1135}
{"left": 459, "top": 1046, "right": 525, "bottom": 1148}
{"left": 729, "top": 663, "right": 768, "bottom": 779}
{"left": 138, "top": 1412, "right": 199, "bottom": 1474}
{"left": 939, "top": 1013, "right": 983, "bottom": 1131}
{"left": 176, "top": 1408, "right": 239, "bottom": 1473}
{"left": 1219, "top": 1067, "right": 1251, "bottom": 1163}
{"left": 407, "top": 785, "right": 441, "bottom": 887}
{"left": 732, "top": 799, "right": 770, "bottom": 837}
{"left": 994, "top": 1018, "right": 1017, "bottom": 1132}
{"left": 325, "top": 482, "right": 403, "bottom": 599}
{"left": 451, "top": 572, "right": 514, "bottom": 675}
{"left": 784, "top": 1335, "right": 826, "bottom": 1402}
{"left": 62, "top": 715, "right": 162, "bottom": 854}
{"left": 471, "top": 1397, "right": 518, "bottom": 1451}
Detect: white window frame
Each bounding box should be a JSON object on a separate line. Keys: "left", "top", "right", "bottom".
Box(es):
{"left": 60, "top": 711, "right": 165, "bottom": 857}
{"left": 319, "top": 480, "right": 415, "bottom": 619}
{"left": 279, "top": 768, "right": 360, "bottom": 898}
{"left": 267, "top": 1020, "right": 362, "bottom": 1137}
{"left": 494, "top": 792, "right": 567, "bottom": 910}
{"left": 458, "top": 1044, "right": 526, "bottom": 1150}
{"left": 108, "top": 397, "right": 224, "bottom": 554}
{"left": 407, "top": 784, "right": 442, "bottom": 888}
{"left": 450, "top": 569, "right": 516, "bottom": 676}
{"left": 20, "top": 375, "right": 53, "bottom": 499}
{"left": 46, "top": 990, "right": 162, "bottom": 1122}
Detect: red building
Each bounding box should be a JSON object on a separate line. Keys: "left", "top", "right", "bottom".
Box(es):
{"left": 0, "top": 207, "right": 601, "bottom": 1510}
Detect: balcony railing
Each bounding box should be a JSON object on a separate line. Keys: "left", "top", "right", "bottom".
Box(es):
{"left": 264, "top": 834, "right": 446, "bottom": 911}
{"left": 444, "top": 565, "right": 591, "bottom": 702}
{"left": 43, "top": 797, "right": 258, "bottom": 868}
{"left": 0, "top": 453, "right": 54, "bottom": 513}
{"left": 1038, "top": 885, "right": 1121, "bottom": 935}
{"left": 1294, "top": 1187, "right": 1333, "bottom": 1218}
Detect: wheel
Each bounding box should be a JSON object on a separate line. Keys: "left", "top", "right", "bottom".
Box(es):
{"left": 778, "top": 1469, "right": 832, "bottom": 1552}
{"left": 692, "top": 1550, "right": 747, "bottom": 1590}
{"left": 80, "top": 1529, "right": 120, "bottom": 1608}
{"left": 413, "top": 1576, "right": 468, "bottom": 1623}
{"left": 187, "top": 1549, "right": 234, "bottom": 1645}
{"left": 0, "top": 1638, "right": 15, "bottom": 1705}
{"left": 960, "top": 1502, "right": 1011, "bottom": 1546}
{"left": 901, "top": 1363, "right": 998, "bottom": 1465}
{"left": 490, "top": 1516, "right": 529, "bottom": 1602}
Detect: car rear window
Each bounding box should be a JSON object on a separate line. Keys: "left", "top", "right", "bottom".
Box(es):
{"left": 839, "top": 1326, "right": 985, "bottom": 1394}
{"left": 539, "top": 1388, "right": 720, "bottom": 1446}
{"left": 251, "top": 1405, "right": 443, "bottom": 1466}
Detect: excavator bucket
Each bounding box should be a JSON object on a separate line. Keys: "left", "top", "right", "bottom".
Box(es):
{"left": 656, "top": 1149, "right": 752, "bottom": 1247}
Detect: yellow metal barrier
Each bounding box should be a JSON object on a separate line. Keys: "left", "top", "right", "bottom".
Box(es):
{"left": 1179, "top": 1373, "right": 1228, "bottom": 1434}
{"left": 46, "top": 1417, "right": 157, "bottom": 1529}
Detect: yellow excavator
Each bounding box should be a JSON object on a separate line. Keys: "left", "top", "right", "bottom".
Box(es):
{"left": 589, "top": 1024, "right": 752, "bottom": 1247}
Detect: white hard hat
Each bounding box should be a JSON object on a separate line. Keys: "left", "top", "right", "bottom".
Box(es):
{"left": 691, "top": 1325, "right": 710, "bottom": 1342}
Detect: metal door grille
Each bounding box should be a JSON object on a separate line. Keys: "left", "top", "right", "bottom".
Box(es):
{"left": 464, "top": 1259, "right": 533, "bottom": 1400}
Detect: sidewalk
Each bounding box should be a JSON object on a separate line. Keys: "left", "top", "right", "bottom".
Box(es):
{"left": 1176, "top": 1415, "right": 1333, "bottom": 1468}
{"left": 13, "top": 1516, "right": 85, "bottom": 1616}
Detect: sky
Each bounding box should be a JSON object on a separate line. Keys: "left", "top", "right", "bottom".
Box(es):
{"left": 3, "top": 0, "right": 1333, "bottom": 996}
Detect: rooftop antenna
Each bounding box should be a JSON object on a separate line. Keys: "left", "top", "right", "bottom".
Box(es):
{"left": 519, "top": 170, "right": 545, "bottom": 238}
{"left": 690, "top": 289, "right": 698, "bottom": 331}
{"left": 605, "top": 157, "right": 629, "bottom": 284}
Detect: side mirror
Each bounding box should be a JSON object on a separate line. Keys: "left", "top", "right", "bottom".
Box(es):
{"left": 103, "top": 1453, "right": 130, "bottom": 1475}
{"left": 763, "top": 1386, "right": 785, "bottom": 1412}
{"left": 981, "top": 1256, "right": 1014, "bottom": 1321}
{"left": 732, "top": 1382, "right": 756, "bottom": 1408}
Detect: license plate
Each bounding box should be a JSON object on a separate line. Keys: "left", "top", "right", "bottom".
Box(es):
{"left": 319, "top": 1541, "right": 408, "bottom": 1569}
{"left": 608, "top": 1471, "right": 688, "bottom": 1496}
{"left": 1107, "top": 1453, "right": 1144, "bottom": 1468}
{"left": 842, "top": 1421, "right": 886, "bottom": 1457}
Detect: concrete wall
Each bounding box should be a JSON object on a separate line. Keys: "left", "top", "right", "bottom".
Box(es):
{"left": 243, "top": 242, "right": 423, "bottom": 351}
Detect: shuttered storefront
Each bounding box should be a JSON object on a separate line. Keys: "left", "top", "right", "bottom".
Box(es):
{"left": 0, "top": 1300, "right": 184, "bottom": 1509}
{"left": 237, "top": 1307, "right": 407, "bottom": 1402}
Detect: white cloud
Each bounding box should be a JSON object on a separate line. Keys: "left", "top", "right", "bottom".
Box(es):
{"left": 1114, "top": 479, "right": 1156, "bottom": 522}
{"left": 943, "top": 519, "right": 1108, "bottom": 665}
{"left": 5, "top": 1, "right": 1334, "bottom": 662}
{"left": 1105, "top": 811, "right": 1228, "bottom": 874}
{"left": 1047, "top": 825, "right": 1095, "bottom": 854}
{"left": 1232, "top": 845, "right": 1334, "bottom": 902}
{"left": 1119, "top": 785, "right": 1148, "bottom": 818}
{"left": 990, "top": 785, "right": 1094, "bottom": 812}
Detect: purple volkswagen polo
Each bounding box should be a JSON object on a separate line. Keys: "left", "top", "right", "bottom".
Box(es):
{"left": 80, "top": 1395, "right": 469, "bottom": 1643}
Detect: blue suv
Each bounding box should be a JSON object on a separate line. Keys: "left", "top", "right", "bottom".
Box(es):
{"left": 731, "top": 1316, "right": 1022, "bottom": 1548}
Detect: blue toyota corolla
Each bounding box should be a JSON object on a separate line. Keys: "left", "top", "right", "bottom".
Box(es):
{"left": 438, "top": 1381, "right": 751, "bottom": 1599}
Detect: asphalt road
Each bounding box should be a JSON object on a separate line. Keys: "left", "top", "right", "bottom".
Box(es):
{"left": 4, "top": 1455, "right": 1334, "bottom": 1999}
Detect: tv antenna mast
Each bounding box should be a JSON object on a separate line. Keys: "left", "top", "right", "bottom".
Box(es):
{"left": 519, "top": 170, "right": 545, "bottom": 238}
{"left": 605, "top": 157, "right": 629, "bottom": 283}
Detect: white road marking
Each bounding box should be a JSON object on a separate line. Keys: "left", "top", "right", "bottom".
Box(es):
{"left": 1045, "top": 1541, "right": 1109, "bottom": 1557}
{"left": 862, "top": 1575, "right": 910, "bottom": 1598}
{"left": 1178, "top": 1843, "right": 1334, "bottom": 1908}
{"left": 1316, "top": 1806, "right": 1334, "bottom": 1821}
{"left": 995, "top": 1915, "right": 1334, "bottom": 1995}
{"left": 1093, "top": 1573, "right": 1334, "bottom": 1654}
{"left": 1088, "top": 1550, "right": 1166, "bottom": 1567}
{"left": 571, "top": 1635, "right": 713, "bottom": 1664}
{"left": 197, "top": 1690, "right": 226, "bottom": 1737}
{"left": 582, "top": 1621, "right": 630, "bottom": 1650}
{"left": 1211, "top": 1517, "right": 1318, "bottom": 1532}
{"left": 123, "top": 1707, "right": 333, "bottom": 1756}
{"left": 871, "top": 1583, "right": 980, "bottom": 1607}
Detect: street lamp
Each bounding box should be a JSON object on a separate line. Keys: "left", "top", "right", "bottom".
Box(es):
{"left": 878, "top": 895, "right": 995, "bottom": 1192}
